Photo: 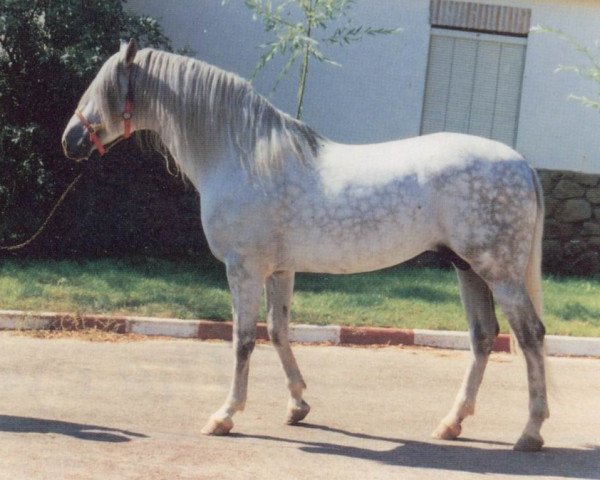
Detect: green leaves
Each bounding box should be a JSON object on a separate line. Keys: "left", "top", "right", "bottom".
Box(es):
{"left": 532, "top": 25, "right": 600, "bottom": 111}
{"left": 326, "top": 25, "right": 401, "bottom": 46}
{"left": 228, "top": 0, "right": 400, "bottom": 118}
{"left": 244, "top": 0, "right": 399, "bottom": 82}
{"left": 0, "top": 0, "right": 173, "bottom": 249}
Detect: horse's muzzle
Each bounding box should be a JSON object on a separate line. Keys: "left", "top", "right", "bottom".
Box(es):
{"left": 61, "top": 127, "right": 93, "bottom": 161}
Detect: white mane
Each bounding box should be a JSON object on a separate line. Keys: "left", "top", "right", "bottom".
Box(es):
{"left": 101, "top": 48, "right": 325, "bottom": 179}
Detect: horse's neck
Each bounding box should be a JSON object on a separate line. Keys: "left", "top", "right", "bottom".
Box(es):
{"left": 139, "top": 100, "right": 228, "bottom": 190}
{"left": 137, "top": 67, "right": 318, "bottom": 190}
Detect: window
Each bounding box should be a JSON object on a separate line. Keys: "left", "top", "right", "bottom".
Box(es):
{"left": 421, "top": 1, "right": 531, "bottom": 147}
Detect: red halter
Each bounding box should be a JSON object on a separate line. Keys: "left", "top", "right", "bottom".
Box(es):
{"left": 75, "top": 110, "right": 106, "bottom": 156}
{"left": 75, "top": 68, "right": 134, "bottom": 156}
{"left": 122, "top": 97, "right": 133, "bottom": 139}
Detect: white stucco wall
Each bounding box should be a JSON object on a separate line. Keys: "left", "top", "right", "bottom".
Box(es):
{"left": 127, "top": 0, "right": 429, "bottom": 144}
{"left": 126, "top": 0, "right": 600, "bottom": 173}
{"left": 480, "top": 0, "right": 600, "bottom": 172}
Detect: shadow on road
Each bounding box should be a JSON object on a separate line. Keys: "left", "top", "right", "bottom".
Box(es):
{"left": 232, "top": 423, "right": 600, "bottom": 479}
{"left": 0, "top": 415, "right": 148, "bottom": 443}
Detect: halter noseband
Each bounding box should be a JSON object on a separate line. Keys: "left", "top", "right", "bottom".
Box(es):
{"left": 75, "top": 67, "right": 134, "bottom": 157}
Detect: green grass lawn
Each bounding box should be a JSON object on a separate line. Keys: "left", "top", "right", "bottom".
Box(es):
{"left": 0, "top": 256, "right": 599, "bottom": 337}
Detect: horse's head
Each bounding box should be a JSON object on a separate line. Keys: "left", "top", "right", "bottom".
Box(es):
{"left": 62, "top": 40, "right": 138, "bottom": 161}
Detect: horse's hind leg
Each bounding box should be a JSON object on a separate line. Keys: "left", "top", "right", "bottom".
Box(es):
{"left": 201, "top": 257, "right": 263, "bottom": 435}
{"left": 265, "top": 271, "right": 310, "bottom": 424}
{"left": 488, "top": 280, "right": 548, "bottom": 451}
{"left": 433, "top": 267, "right": 499, "bottom": 440}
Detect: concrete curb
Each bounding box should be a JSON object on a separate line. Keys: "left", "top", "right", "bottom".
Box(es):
{"left": 0, "top": 309, "right": 598, "bottom": 357}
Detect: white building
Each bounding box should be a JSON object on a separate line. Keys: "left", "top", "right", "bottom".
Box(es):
{"left": 127, "top": 0, "right": 600, "bottom": 174}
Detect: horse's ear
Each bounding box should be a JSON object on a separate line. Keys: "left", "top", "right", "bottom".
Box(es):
{"left": 120, "top": 39, "right": 138, "bottom": 67}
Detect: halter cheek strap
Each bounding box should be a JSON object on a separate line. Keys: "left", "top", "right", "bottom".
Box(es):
{"left": 122, "top": 69, "right": 135, "bottom": 140}
{"left": 74, "top": 67, "right": 134, "bottom": 156}
{"left": 123, "top": 98, "right": 133, "bottom": 139}
{"left": 75, "top": 110, "right": 106, "bottom": 156}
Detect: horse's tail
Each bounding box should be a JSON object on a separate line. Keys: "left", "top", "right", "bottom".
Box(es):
{"left": 510, "top": 166, "right": 545, "bottom": 356}
{"left": 526, "top": 166, "right": 544, "bottom": 321}
{"left": 526, "top": 167, "right": 557, "bottom": 399}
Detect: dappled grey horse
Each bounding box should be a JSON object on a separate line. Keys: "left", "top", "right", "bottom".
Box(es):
{"left": 62, "top": 40, "right": 548, "bottom": 451}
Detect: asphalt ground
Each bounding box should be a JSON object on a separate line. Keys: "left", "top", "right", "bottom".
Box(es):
{"left": 0, "top": 332, "right": 598, "bottom": 480}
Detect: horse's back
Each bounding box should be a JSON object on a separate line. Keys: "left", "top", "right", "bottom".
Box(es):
{"left": 319, "top": 132, "right": 525, "bottom": 177}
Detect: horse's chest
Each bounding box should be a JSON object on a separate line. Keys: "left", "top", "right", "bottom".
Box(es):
{"left": 200, "top": 185, "right": 284, "bottom": 262}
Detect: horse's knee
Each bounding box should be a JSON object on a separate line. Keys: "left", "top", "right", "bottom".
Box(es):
{"left": 512, "top": 315, "right": 545, "bottom": 352}
{"left": 268, "top": 327, "right": 286, "bottom": 347}
{"left": 456, "top": 267, "right": 499, "bottom": 355}
{"left": 491, "top": 283, "right": 545, "bottom": 349}
{"left": 267, "top": 305, "right": 290, "bottom": 347}
{"left": 468, "top": 294, "right": 499, "bottom": 355}
{"left": 472, "top": 320, "right": 499, "bottom": 355}
{"left": 533, "top": 318, "right": 546, "bottom": 342}
{"left": 235, "top": 335, "right": 256, "bottom": 361}
{"left": 267, "top": 324, "right": 281, "bottom": 346}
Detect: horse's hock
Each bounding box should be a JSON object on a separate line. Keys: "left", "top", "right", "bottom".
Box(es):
{"left": 538, "top": 169, "right": 600, "bottom": 275}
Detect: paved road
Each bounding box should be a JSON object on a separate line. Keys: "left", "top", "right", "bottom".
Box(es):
{"left": 0, "top": 332, "right": 598, "bottom": 480}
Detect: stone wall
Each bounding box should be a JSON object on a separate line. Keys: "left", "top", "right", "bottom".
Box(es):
{"left": 538, "top": 169, "right": 600, "bottom": 275}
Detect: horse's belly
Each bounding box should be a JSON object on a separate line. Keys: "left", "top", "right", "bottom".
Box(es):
{"left": 285, "top": 214, "right": 437, "bottom": 274}
{"left": 280, "top": 175, "right": 440, "bottom": 273}
{"left": 288, "top": 244, "right": 425, "bottom": 274}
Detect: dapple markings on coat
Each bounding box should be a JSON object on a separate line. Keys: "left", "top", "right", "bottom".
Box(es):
{"left": 62, "top": 40, "right": 548, "bottom": 451}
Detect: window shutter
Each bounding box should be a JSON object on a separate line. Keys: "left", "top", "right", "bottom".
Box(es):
{"left": 421, "top": 30, "right": 526, "bottom": 147}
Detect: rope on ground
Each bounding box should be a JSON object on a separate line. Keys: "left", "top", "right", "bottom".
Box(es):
{"left": 0, "top": 173, "right": 83, "bottom": 251}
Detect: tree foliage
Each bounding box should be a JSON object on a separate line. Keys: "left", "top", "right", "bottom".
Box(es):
{"left": 0, "top": 0, "right": 172, "bottom": 246}
{"left": 532, "top": 26, "right": 600, "bottom": 110}
{"left": 225, "top": 0, "right": 400, "bottom": 119}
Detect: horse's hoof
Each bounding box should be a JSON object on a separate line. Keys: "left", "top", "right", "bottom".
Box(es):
{"left": 286, "top": 400, "right": 311, "bottom": 425}
{"left": 514, "top": 434, "right": 544, "bottom": 452}
{"left": 432, "top": 422, "right": 461, "bottom": 440}
{"left": 201, "top": 416, "right": 234, "bottom": 435}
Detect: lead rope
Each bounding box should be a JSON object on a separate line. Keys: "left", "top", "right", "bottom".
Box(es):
{"left": 0, "top": 172, "right": 83, "bottom": 251}
{"left": 2, "top": 64, "right": 135, "bottom": 252}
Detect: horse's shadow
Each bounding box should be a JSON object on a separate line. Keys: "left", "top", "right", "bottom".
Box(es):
{"left": 0, "top": 415, "right": 147, "bottom": 443}
{"left": 232, "top": 423, "right": 600, "bottom": 479}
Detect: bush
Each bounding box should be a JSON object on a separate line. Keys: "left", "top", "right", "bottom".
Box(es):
{"left": 0, "top": 0, "right": 172, "bottom": 248}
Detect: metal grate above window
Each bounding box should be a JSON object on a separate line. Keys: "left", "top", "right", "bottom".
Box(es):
{"left": 430, "top": 0, "right": 531, "bottom": 36}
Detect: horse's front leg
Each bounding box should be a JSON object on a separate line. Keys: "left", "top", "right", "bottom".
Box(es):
{"left": 201, "top": 257, "right": 264, "bottom": 435}
{"left": 433, "top": 267, "right": 499, "bottom": 440}
{"left": 265, "top": 271, "right": 310, "bottom": 425}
